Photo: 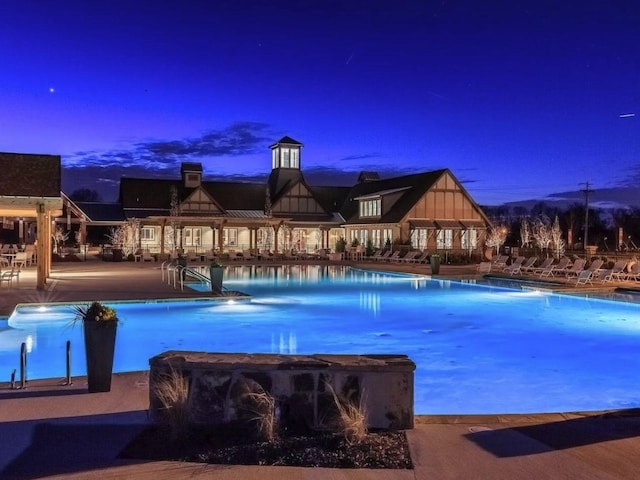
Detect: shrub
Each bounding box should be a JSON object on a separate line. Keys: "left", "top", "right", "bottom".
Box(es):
{"left": 152, "top": 366, "right": 191, "bottom": 440}
{"left": 239, "top": 379, "right": 279, "bottom": 442}
{"left": 325, "top": 381, "right": 368, "bottom": 445}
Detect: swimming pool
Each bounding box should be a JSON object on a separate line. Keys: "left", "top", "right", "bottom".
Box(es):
{"left": 3, "top": 265, "right": 640, "bottom": 415}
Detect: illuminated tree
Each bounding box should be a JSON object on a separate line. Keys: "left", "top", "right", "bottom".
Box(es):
{"left": 486, "top": 224, "right": 508, "bottom": 257}
{"left": 520, "top": 217, "right": 531, "bottom": 249}
{"left": 551, "top": 215, "right": 565, "bottom": 259}
{"left": 532, "top": 215, "right": 552, "bottom": 255}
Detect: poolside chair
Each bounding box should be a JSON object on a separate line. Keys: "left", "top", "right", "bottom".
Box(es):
{"left": 375, "top": 251, "right": 392, "bottom": 262}
{"left": 564, "top": 258, "right": 587, "bottom": 278}
{"left": 476, "top": 261, "right": 492, "bottom": 273}
{"left": 0, "top": 265, "right": 21, "bottom": 287}
{"left": 575, "top": 269, "right": 594, "bottom": 286}
{"left": 385, "top": 251, "right": 401, "bottom": 262}
{"left": 399, "top": 251, "right": 418, "bottom": 263}
{"left": 11, "top": 251, "right": 28, "bottom": 269}
{"left": 600, "top": 260, "right": 628, "bottom": 283}
{"left": 582, "top": 259, "right": 604, "bottom": 280}
{"left": 504, "top": 256, "right": 526, "bottom": 275}
{"left": 540, "top": 257, "right": 571, "bottom": 277}
{"left": 133, "top": 249, "right": 143, "bottom": 262}
{"left": 491, "top": 255, "right": 508, "bottom": 270}
{"left": 624, "top": 262, "right": 640, "bottom": 282}
{"left": 507, "top": 256, "right": 536, "bottom": 275}
{"left": 411, "top": 251, "right": 430, "bottom": 264}
{"left": 531, "top": 257, "right": 556, "bottom": 277}
{"left": 519, "top": 256, "right": 539, "bottom": 274}
{"left": 369, "top": 250, "right": 383, "bottom": 261}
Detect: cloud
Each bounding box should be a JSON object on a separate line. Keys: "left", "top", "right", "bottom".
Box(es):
{"left": 61, "top": 122, "right": 274, "bottom": 201}
{"left": 339, "top": 153, "right": 381, "bottom": 162}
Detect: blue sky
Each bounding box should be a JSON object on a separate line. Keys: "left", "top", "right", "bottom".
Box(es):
{"left": 1, "top": 0, "right": 639, "bottom": 205}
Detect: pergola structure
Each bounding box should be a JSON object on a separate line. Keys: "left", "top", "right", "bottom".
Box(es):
{"left": 0, "top": 153, "right": 62, "bottom": 290}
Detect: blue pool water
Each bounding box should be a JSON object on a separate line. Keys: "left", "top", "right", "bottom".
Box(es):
{"left": 2, "top": 265, "right": 640, "bottom": 415}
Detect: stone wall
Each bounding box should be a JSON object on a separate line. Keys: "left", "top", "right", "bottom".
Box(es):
{"left": 149, "top": 351, "right": 416, "bottom": 431}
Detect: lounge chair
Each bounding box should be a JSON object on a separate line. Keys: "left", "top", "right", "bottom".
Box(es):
{"left": 582, "top": 259, "right": 604, "bottom": 280}
{"left": 504, "top": 256, "right": 526, "bottom": 275}
{"left": 575, "top": 270, "right": 594, "bottom": 285}
{"left": 519, "top": 256, "right": 539, "bottom": 274}
{"left": 539, "top": 257, "right": 571, "bottom": 277}
{"left": 507, "top": 256, "right": 536, "bottom": 275}
{"left": 369, "top": 250, "right": 383, "bottom": 261}
{"left": 491, "top": 255, "right": 509, "bottom": 270}
{"left": 374, "top": 251, "right": 392, "bottom": 262}
{"left": 411, "top": 251, "right": 430, "bottom": 264}
{"left": 624, "top": 262, "right": 640, "bottom": 282}
{"left": 399, "top": 251, "right": 418, "bottom": 263}
{"left": 600, "top": 260, "right": 628, "bottom": 283}
{"left": 142, "top": 249, "right": 154, "bottom": 262}
{"left": 385, "top": 251, "right": 401, "bottom": 262}
{"left": 564, "top": 258, "right": 587, "bottom": 278}
{"left": 477, "top": 261, "right": 492, "bottom": 273}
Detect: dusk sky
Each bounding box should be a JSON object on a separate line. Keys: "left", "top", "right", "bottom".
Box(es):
{"left": 1, "top": 1, "right": 639, "bottom": 206}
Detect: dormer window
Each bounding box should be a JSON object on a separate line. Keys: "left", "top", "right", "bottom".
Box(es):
{"left": 359, "top": 198, "right": 381, "bottom": 218}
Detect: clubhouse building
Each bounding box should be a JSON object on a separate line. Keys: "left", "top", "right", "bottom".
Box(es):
{"left": 63, "top": 136, "right": 491, "bottom": 257}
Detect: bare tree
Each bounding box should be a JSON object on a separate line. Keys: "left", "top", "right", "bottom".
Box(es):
{"left": 551, "top": 215, "right": 565, "bottom": 259}
{"left": 486, "top": 225, "right": 508, "bottom": 257}
{"left": 532, "top": 215, "right": 553, "bottom": 255}
{"left": 168, "top": 185, "right": 181, "bottom": 254}
{"left": 520, "top": 217, "right": 531, "bottom": 249}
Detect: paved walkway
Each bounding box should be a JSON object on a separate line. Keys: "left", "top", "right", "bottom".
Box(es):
{"left": 0, "top": 259, "right": 639, "bottom": 479}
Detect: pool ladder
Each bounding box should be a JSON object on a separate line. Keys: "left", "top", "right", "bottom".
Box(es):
{"left": 8, "top": 340, "right": 72, "bottom": 390}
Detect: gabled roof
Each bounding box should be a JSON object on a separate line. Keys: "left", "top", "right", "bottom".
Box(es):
{"left": 74, "top": 201, "right": 126, "bottom": 222}
{"left": 340, "top": 170, "right": 447, "bottom": 224}
{"left": 119, "top": 177, "right": 268, "bottom": 216}
{"left": 270, "top": 136, "right": 302, "bottom": 148}
{"left": 181, "top": 162, "right": 203, "bottom": 173}
{"left": 0, "top": 152, "right": 61, "bottom": 198}
{"left": 267, "top": 168, "right": 304, "bottom": 202}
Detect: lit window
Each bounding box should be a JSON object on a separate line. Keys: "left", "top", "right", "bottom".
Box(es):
{"left": 141, "top": 227, "right": 155, "bottom": 241}
{"left": 436, "top": 229, "right": 453, "bottom": 249}
{"left": 359, "top": 199, "right": 381, "bottom": 218}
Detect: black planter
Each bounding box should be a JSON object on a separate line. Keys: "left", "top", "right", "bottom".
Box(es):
{"left": 112, "top": 248, "right": 123, "bottom": 262}
{"left": 430, "top": 255, "right": 441, "bottom": 275}
{"left": 210, "top": 265, "right": 224, "bottom": 294}
{"left": 83, "top": 321, "right": 117, "bottom": 393}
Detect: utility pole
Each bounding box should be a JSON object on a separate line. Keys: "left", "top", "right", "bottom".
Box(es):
{"left": 580, "top": 181, "right": 593, "bottom": 249}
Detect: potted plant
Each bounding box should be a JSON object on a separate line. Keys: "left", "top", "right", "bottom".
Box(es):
{"left": 74, "top": 301, "right": 119, "bottom": 393}
{"left": 209, "top": 261, "right": 224, "bottom": 294}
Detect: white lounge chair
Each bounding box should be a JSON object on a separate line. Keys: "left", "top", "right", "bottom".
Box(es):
{"left": 564, "top": 258, "right": 587, "bottom": 278}
{"left": 477, "top": 261, "right": 492, "bottom": 273}
{"left": 504, "top": 256, "right": 526, "bottom": 275}
{"left": 575, "top": 270, "right": 593, "bottom": 285}
{"left": 537, "top": 257, "right": 567, "bottom": 277}
{"left": 600, "top": 260, "right": 628, "bottom": 283}
{"left": 411, "top": 252, "right": 430, "bottom": 264}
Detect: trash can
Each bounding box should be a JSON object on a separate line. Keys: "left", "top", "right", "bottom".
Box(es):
{"left": 430, "top": 254, "right": 441, "bottom": 275}
{"left": 209, "top": 264, "right": 224, "bottom": 294}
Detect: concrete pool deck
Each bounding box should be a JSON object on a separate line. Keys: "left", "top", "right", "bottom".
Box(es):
{"left": 1, "top": 259, "right": 639, "bottom": 479}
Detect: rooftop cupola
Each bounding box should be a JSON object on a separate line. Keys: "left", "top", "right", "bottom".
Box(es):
{"left": 270, "top": 136, "right": 302, "bottom": 171}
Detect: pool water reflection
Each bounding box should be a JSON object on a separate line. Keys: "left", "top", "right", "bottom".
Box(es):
{"left": 3, "top": 265, "right": 640, "bottom": 414}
